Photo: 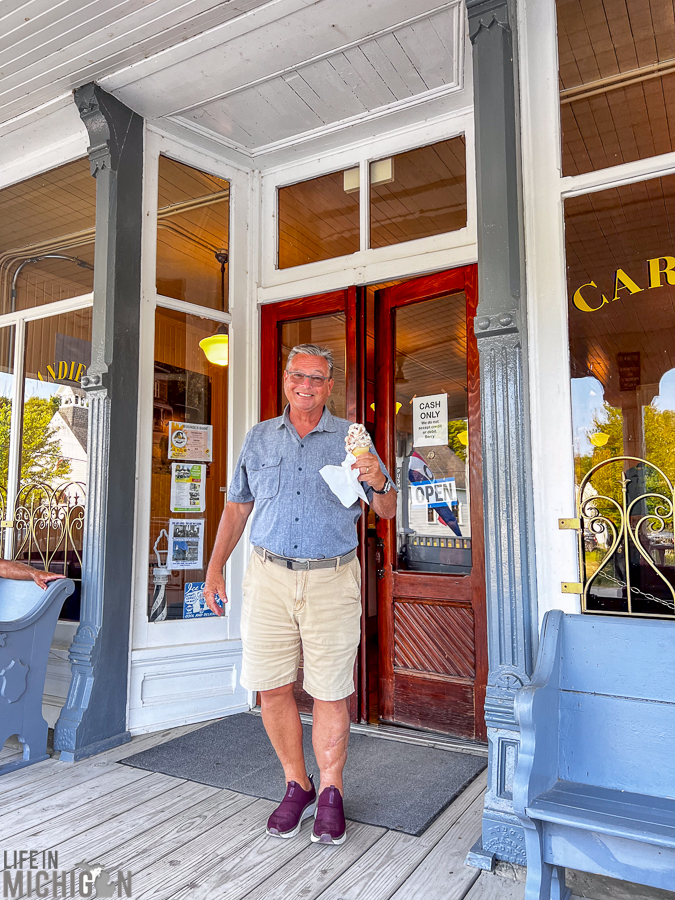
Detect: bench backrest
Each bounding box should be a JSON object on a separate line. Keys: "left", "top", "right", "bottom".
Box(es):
{"left": 558, "top": 614, "right": 675, "bottom": 799}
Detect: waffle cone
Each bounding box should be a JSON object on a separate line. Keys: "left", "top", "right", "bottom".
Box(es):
{"left": 352, "top": 446, "right": 371, "bottom": 457}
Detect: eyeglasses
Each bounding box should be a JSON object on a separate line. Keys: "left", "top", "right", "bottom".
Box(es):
{"left": 286, "top": 370, "right": 330, "bottom": 387}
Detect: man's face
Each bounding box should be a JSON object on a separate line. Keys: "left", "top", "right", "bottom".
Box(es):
{"left": 283, "top": 353, "right": 333, "bottom": 416}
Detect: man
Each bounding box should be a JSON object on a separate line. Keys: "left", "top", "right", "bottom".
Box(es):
{"left": 0, "top": 560, "right": 65, "bottom": 589}
{"left": 204, "top": 343, "right": 396, "bottom": 845}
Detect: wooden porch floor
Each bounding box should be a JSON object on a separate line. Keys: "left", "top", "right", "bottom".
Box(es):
{"left": 0, "top": 723, "right": 665, "bottom": 900}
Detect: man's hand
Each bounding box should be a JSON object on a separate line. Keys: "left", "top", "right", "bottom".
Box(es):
{"left": 203, "top": 569, "right": 227, "bottom": 616}
{"left": 351, "top": 451, "right": 387, "bottom": 492}
{"left": 31, "top": 571, "right": 66, "bottom": 591}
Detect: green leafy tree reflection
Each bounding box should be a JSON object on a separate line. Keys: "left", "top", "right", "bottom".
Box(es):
{"left": 0, "top": 396, "right": 71, "bottom": 494}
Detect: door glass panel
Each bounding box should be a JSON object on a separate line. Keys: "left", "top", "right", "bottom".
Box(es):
{"left": 566, "top": 174, "right": 675, "bottom": 617}
{"left": 148, "top": 308, "right": 228, "bottom": 621}
{"left": 279, "top": 314, "right": 346, "bottom": 417}
{"left": 18, "top": 308, "right": 93, "bottom": 620}
{"left": 394, "top": 292, "right": 471, "bottom": 574}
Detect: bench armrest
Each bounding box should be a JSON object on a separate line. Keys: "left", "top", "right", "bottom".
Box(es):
{"left": 513, "top": 609, "right": 564, "bottom": 818}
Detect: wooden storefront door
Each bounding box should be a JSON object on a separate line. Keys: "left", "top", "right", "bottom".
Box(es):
{"left": 259, "top": 287, "right": 364, "bottom": 720}
{"left": 374, "top": 268, "right": 487, "bottom": 741}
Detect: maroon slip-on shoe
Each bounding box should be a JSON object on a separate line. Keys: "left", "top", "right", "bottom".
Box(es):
{"left": 266, "top": 775, "right": 316, "bottom": 839}
{"left": 311, "top": 785, "right": 346, "bottom": 845}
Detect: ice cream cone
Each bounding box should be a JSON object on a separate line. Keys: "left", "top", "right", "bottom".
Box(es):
{"left": 352, "top": 446, "right": 371, "bottom": 457}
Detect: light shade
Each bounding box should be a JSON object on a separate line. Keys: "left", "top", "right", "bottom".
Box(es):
{"left": 590, "top": 432, "right": 609, "bottom": 447}
{"left": 199, "top": 326, "right": 229, "bottom": 366}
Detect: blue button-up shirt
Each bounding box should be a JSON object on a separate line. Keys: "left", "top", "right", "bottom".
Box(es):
{"left": 227, "top": 406, "right": 395, "bottom": 559}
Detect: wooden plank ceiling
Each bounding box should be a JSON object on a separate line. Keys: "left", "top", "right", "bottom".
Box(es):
{"left": 0, "top": 0, "right": 463, "bottom": 159}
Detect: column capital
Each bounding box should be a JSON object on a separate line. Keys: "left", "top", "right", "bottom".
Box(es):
{"left": 466, "top": 0, "right": 510, "bottom": 42}
{"left": 74, "top": 83, "right": 133, "bottom": 176}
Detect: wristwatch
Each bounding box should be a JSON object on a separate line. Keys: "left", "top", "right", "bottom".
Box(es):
{"left": 371, "top": 479, "right": 392, "bottom": 495}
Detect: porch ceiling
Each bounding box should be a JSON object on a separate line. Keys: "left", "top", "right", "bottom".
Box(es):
{"left": 0, "top": 0, "right": 465, "bottom": 162}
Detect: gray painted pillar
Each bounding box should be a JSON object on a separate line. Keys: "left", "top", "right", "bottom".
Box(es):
{"left": 54, "top": 84, "right": 143, "bottom": 761}
{"left": 465, "top": 0, "right": 539, "bottom": 869}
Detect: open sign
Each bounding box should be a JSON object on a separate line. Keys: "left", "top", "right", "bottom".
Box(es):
{"left": 410, "top": 477, "right": 457, "bottom": 508}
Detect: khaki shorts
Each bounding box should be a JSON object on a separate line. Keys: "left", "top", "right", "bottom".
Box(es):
{"left": 240, "top": 550, "right": 362, "bottom": 701}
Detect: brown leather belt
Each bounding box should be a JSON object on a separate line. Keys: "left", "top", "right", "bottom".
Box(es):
{"left": 254, "top": 545, "right": 357, "bottom": 571}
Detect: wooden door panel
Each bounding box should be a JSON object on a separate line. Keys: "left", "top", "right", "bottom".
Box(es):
{"left": 392, "top": 674, "right": 474, "bottom": 736}
{"left": 375, "top": 266, "right": 487, "bottom": 741}
{"left": 393, "top": 601, "right": 475, "bottom": 678}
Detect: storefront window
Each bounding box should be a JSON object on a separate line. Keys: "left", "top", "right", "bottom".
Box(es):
{"left": 0, "top": 159, "right": 95, "bottom": 314}
{"left": 148, "top": 307, "right": 228, "bottom": 621}
{"left": 0, "top": 326, "right": 15, "bottom": 528}
{"left": 278, "top": 170, "right": 360, "bottom": 269}
{"left": 156, "top": 156, "right": 230, "bottom": 311}
{"left": 394, "top": 292, "right": 471, "bottom": 574}
{"left": 557, "top": 1, "right": 675, "bottom": 176}
{"left": 13, "top": 308, "right": 92, "bottom": 620}
{"left": 566, "top": 174, "right": 675, "bottom": 617}
{"left": 369, "top": 137, "right": 467, "bottom": 248}
{"left": 279, "top": 315, "right": 346, "bottom": 416}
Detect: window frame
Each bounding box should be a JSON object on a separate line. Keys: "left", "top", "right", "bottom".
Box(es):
{"left": 518, "top": 0, "right": 675, "bottom": 626}
{"left": 133, "top": 128, "right": 246, "bottom": 653}
{"left": 259, "top": 110, "right": 477, "bottom": 299}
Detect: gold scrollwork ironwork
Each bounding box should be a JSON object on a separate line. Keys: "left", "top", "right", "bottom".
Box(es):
{"left": 11, "top": 481, "right": 85, "bottom": 578}
{"left": 577, "top": 456, "right": 675, "bottom": 617}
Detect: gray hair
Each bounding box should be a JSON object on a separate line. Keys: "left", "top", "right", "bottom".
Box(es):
{"left": 286, "top": 344, "right": 333, "bottom": 377}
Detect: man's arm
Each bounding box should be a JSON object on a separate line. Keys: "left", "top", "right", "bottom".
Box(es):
{"left": 203, "top": 500, "right": 254, "bottom": 616}
{"left": 0, "top": 560, "right": 66, "bottom": 590}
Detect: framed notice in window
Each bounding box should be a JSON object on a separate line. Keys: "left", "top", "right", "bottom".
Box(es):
{"left": 168, "top": 421, "right": 213, "bottom": 462}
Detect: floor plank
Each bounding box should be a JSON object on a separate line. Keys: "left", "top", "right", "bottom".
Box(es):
{"left": 389, "top": 791, "right": 484, "bottom": 900}
{"left": 0, "top": 765, "right": 151, "bottom": 841}
{"left": 47, "top": 781, "right": 220, "bottom": 865}
{"left": 235, "top": 822, "right": 387, "bottom": 900}
{"left": 3, "top": 771, "right": 185, "bottom": 847}
{"left": 124, "top": 799, "right": 278, "bottom": 900}
{"left": 313, "top": 772, "right": 487, "bottom": 900}
{"left": 464, "top": 873, "right": 526, "bottom": 900}
{"left": 93, "top": 792, "right": 264, "bottom": 882}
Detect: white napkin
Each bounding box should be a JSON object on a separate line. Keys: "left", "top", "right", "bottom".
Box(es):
{"left": 320, "top": 452, "right": 370, "bottom": 507}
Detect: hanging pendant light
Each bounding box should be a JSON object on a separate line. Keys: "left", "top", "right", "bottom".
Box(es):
{"left": 199, "top": 324, "right": 229, "bottom": 366}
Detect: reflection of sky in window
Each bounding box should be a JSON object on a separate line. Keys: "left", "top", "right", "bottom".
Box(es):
{"left": 0, "top": 372, "right": 65, "bottom": 401}
{"left": 652, "top": 369, "right": 675, "bottom": 412}
{"left": 571, "top": 376, "right": 606, "bottom": 456}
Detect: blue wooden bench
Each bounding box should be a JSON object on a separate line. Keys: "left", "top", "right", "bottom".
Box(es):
{"left": 513, "top": 610, "right": 675, "bottom": 899}
{"left": 0, "top": 577, "right": 74, "bottom": 774}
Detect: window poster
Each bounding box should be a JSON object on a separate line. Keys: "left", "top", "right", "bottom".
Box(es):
{"left": 168, "top": 519, "right": 204, "bottom": 570}
{"left": 412, "top": 393, "right": 448, "bottom": 447}
{"left": 184, "top": 582, "right": 224, "bottom": 619}
{"left": 168, "top": 421, "right": 213, "bottom": 462}
{"left": 170, "top": 463, "right": 206, "bottom": 513}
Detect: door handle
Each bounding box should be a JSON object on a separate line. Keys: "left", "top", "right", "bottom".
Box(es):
{"left": 375, "top": 537, "right": 385, "bottom": 579}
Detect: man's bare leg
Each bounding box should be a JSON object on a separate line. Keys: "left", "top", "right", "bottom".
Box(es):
{"left": 312, "top": 697, "right": 350, "bottom": 795}
{"left": 260, "top": 683, "right": 311, "bottom": 790}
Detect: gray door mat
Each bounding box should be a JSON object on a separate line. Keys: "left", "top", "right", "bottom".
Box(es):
{"left": 120, "top": 712, "right": 486, "bottom": 836}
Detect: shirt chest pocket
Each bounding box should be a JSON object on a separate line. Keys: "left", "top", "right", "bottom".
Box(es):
{"left": 248, "top": 456, "right": 281, "bottom": 500}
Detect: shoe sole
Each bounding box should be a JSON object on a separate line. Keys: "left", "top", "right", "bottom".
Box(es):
{"left": 266, "top": 802, "right": 316, "bottom": 839}
{"left": 310, "top": 829, "right": 346, "bottom": 845}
